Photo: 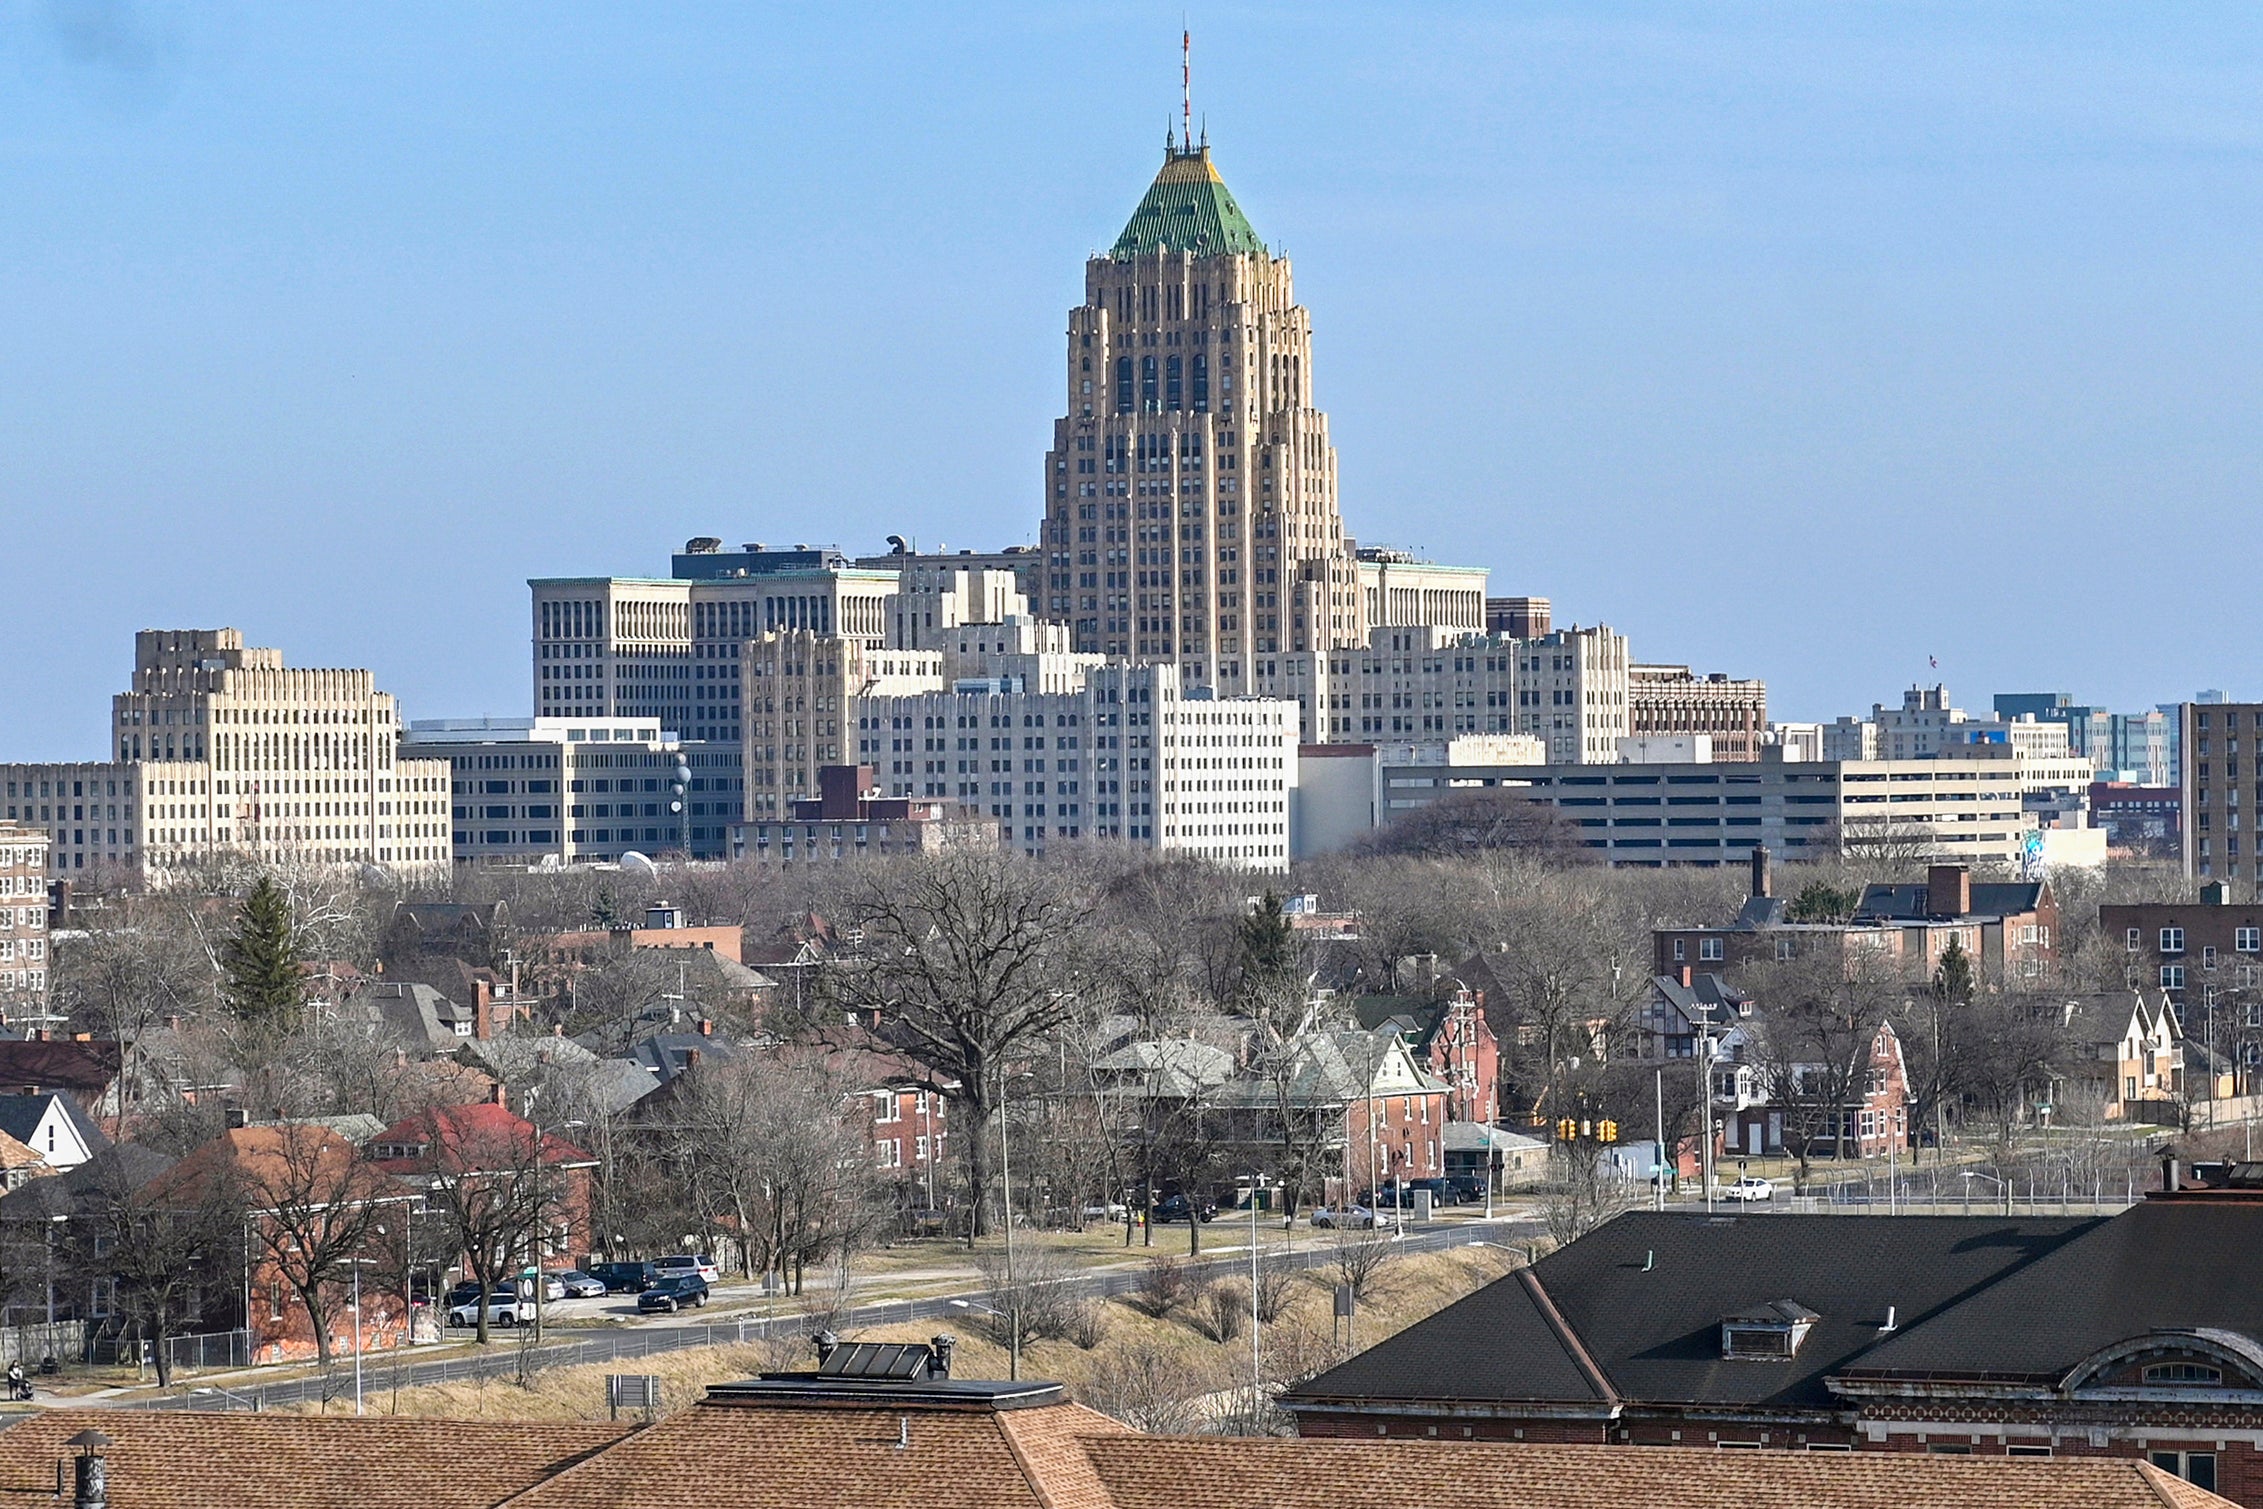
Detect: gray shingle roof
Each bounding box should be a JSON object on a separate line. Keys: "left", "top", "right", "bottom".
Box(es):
{"left": 1285, "top": 1211, "right": 2098, "bottom": 1413}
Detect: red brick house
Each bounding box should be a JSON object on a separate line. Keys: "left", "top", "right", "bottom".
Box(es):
{"left": 369, "top": 1097, "right": 596, "bottom": 1288}
{"left": 1352, "top": 988, "right": 1500, "bottom": 1127}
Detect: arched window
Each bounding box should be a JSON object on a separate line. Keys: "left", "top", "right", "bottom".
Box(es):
{"left": 1116, "top": 357, "right": 1135, "bottom": 414}
{"left": 1192, "top": 354, "right": 1209, "bottom": 412}
{"left": 1166, "top": 355, "right": 1183, "bottom": 410}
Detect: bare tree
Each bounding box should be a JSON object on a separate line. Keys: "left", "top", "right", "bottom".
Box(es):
{"left": 408, "top": 1108, "right": 575, "bottom": 1346}
{"left": 825, "top": 850, "right": 1094, "bottom": 1240}
{"left": 1740, "top": 950, "right": 1897, "bottom": 1190}
{"left": 208, "top": 1124, "right": 405, "bottom": 1363}
{"left": 72, "top": 1155, "right": 244, "bottom": 1388}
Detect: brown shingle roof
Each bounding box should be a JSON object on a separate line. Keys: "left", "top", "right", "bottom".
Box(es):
{"left": 1082, "top": 1436, "right": 2227, "bottom": 1509}
{"left": 0, "top": 1410, "right": 627, "bottom": 1509}
{"left": 501, "top": 1401, "right": 1124, "bottom": 1509}
{"left": 0, "top": 1396, "right": 2231, "bottom": 1509}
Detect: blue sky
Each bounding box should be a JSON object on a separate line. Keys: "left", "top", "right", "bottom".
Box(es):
{"left": 4, "top": 3, "right": 2259, "bottom": 757}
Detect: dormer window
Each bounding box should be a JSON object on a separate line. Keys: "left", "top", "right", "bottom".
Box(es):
{"left": 1721, "top": 1301, "right": 1819, "bottom": 1360}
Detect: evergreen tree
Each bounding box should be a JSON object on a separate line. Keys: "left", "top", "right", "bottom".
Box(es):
{"left": 220, "top": 877, "right": 304, "bottom": 1035}
{"left": 1235, "top": 891, "right": 1301, "bottom": 1031}
{"left": 1933, "top": 935, "right": 1976, "bottom": 1007}
{"left": 590, "top": 884, "right": 627, "bottom": 930}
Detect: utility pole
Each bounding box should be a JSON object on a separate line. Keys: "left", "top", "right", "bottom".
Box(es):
{"left": 998, "top": 1068, "right": 1019, "bottom": 1382}
{"left": 1699, "top": 1023, "right": 1716, "bottom": 1214}
{"left": 1654, "top": 1068, "right": 1666, "bottom": 1210}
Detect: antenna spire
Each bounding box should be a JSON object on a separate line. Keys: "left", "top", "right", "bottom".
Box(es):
{"left": 1182, "top": 27, "right": 1193, "bottom": 153}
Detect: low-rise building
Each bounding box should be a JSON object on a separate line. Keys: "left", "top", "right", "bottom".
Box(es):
{"left": 730, "top": 764, "right": 999, "bottom": 864}
{"left": 1380, "top": 743, "right": 2094, "bottom": 871}
{"left": 0, "top": 827, "right": 51, "bottom": 1026}
{"left": 2099, "top": 885, "right": 2263, "bottom": 1011}
{"left": 1282, "top": 1196, "right": 2263, "bottom": 1505}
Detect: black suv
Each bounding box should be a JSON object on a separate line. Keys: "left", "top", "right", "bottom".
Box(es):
{"left": 636, "top": 1274, "right": 710, "bottom": 1314}
{"left": 1151, "top": 1193, "right": 1217, "bottom": 1224}
{"left": 589, "top": 1260, "right": 658, "bottom": 1294}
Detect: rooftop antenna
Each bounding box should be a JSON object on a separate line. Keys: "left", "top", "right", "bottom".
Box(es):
{"left": 1182, "top": 26, "right": 1192, "bottom": 153}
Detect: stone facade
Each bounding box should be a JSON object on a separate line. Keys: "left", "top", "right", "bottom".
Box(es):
{"left": 0, "top": 630, "right": 450, "bottom": 879}
{"left": 1041, "top": 142, "right": 1366, "bottom": 694}
{"left": 1629, "top": 664, "right": 1768, "bottom": 763}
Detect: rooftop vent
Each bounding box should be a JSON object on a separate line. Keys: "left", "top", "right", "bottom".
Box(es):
{"left": 1721, "top": 1300, "right": 1819, "bottom": 1360}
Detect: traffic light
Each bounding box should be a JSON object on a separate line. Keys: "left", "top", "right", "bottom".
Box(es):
{"left": 1555, "top": 1118, "right": 1578, "bottom": 1143}
{"left": 1597, "top": 1119, "right": 1620, "bottom": 1145}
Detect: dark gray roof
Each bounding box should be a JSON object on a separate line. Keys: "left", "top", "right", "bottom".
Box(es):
{"left": 623, "top": 1033, "right": 743, "bottom": 1085}
{"left": 1649, "top": 972, "right": 1750, "bottom": 1030}
{"left": 0, "top": 1142, "right": 176, "bottom": 1221}
{"left": 1286, "top": 1211, "right": 2096, "bottom": 1414}
{"left": 1854, "top": 881, "right": 2045, "bottom": 922}
{"left": 0, "top": 1094, "right": 109, "bottom": 1157}
{"left": 1847, "top": 1200, "right": 2263, "bottom": 1382}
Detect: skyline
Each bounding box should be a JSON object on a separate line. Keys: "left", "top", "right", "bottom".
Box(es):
{"left": 6, "top": 5, "right": 2261, "bottom": 758}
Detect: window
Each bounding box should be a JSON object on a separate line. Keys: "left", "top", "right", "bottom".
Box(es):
{"left": 2162, "top": 927, "right": 2186, "bottom": 954}
{"left": 2127, "top": 927, "right": 2142, "bottom": 951}
{"left": 1672, "top": 939, "right": 1685, "bottom": 962}
{"left": 1925, "top": 1444, "right": 1972, "bottom": 1456}
{"left": 2149, "top": 1451, "right": 2217, "bottom": 1492}
{"left": 1699, "top": 937, "right": 1724, "bottom": 962}
{"left": 2143, "top": 1362, "right": 2224, "bottom": 1384}
{"left": 2006, "top": 1444, "right": 2053, "bottom": 1458}
{"left": 2162, "top": 964, "right": 2186, "bottom": 990}
{"left": 2239, "top": 926, "right": 2260, "bottom": 954}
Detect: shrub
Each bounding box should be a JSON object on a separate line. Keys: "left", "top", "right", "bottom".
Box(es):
{"left": 1132, "top": 1254, "right": 1189, "bottom": 1318}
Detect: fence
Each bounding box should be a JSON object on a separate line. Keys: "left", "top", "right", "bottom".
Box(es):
{"left": 0, "top": 1322, "right": 82, "bottom": 1370}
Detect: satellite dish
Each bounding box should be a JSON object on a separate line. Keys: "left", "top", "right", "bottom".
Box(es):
{"left": 620, "top": 851, "right": 659, "bottom": 878}
{"left": 357, "top": 863, "right": 395, "bottom": 890}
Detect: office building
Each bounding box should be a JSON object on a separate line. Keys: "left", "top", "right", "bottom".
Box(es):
{"left": 0, "top": 630, "right": 451, "bottom": 879}
{"left": 528, "top": 541, "right": 899, "bottom": 742}
{"left": 402, "top": 718, "right": 745, "bottom": 865}
{"left": 1038, "top": 135, "right": 1367, "bottom": 692}
{"left": 2184, "top": 701, "right": 2263, "bottom": 892}
{"left": 1628, "top": 664, "right": 1768, "bottom": 762}
{"left": 854, "top": 659, "right": 1296, "bottom": 869}
{"left": 1354, "top": 548, "right": 1487, "bottom": 631}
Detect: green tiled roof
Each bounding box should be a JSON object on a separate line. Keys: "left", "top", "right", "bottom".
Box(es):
{"left": 1111, "top": 144, "right": 1264, "bottom": 259}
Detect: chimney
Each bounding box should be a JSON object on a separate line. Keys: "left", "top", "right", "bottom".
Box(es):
{"left": 2162, "top": 1150, "right": 2182, "bottom": 1194}
{"left": 67, "top": 1431, "right": 110, "bottom": 1509}
{"left": 1749, "top": 845, "right": 1771, "bottom": 902}
{"left": 929, "top": 1334, "right": 955, "bottom": 1378}
{"left": 698, "top": 1018, "right": 714, "bottom": 1037}
{"left": 472, "top": 979, "right": 496, "bottom": 1042}
{"left": 1927, "top": 865, "right": 1972, "bottom": 918}
{"left": 812, "top": 1329, "right": 840, "bottom": 1366}
{"left": 1677, "top": 965, "right": 1693, "bottom": 989}
{"left": 488, "top": 1083, "right": 507, "bottom": 1107}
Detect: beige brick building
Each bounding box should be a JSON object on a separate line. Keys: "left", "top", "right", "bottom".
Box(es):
{"left": 0, "top": 629, "right": 450, "bottom": 880}
{"left": 1629, "top": 664, "right": 1769, "bottom": 763}
{"left": 1041, "top": 139, "right": 1366, "bottom": 693}
{"left": 0, "top": 825, "right": 50, "bottom": 1023}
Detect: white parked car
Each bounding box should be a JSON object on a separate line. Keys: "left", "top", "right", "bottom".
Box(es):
{"left": 655, "top": 1254, "right": 720, "bottom": 1284}
{"left": 1311, "top": 1204, "right": 1378, "bottom": 1230}
{"left": 1722, "top": 1176, "right": 1775, "bottom": 1203}
{"left": 446, "top": 1291, "right": 522, "bottom": 1328}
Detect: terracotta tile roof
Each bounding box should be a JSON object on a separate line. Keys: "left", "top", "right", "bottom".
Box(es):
{"left": 0, "top": 1409, "right": 627, "bottom": 1509}
{"left": 1081, "top": 1436, "right": 2230, "bottom": 1509}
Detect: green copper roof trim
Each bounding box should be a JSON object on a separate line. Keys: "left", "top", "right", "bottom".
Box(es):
{"left": 1110, "top": 144, "right": 1265, "bottom": 259}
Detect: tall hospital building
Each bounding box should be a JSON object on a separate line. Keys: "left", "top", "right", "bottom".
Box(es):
{"left": 0, "top": 630, "right": 452, "bottom": 880}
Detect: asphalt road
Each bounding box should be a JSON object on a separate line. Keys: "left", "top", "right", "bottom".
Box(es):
{"left": 124, "top": 1214, "right": 1538, "bottom": 1413}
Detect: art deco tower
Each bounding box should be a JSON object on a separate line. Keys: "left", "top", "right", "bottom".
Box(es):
{"left": 1040, "top": 137, "right": 1364, "bottom": 696}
